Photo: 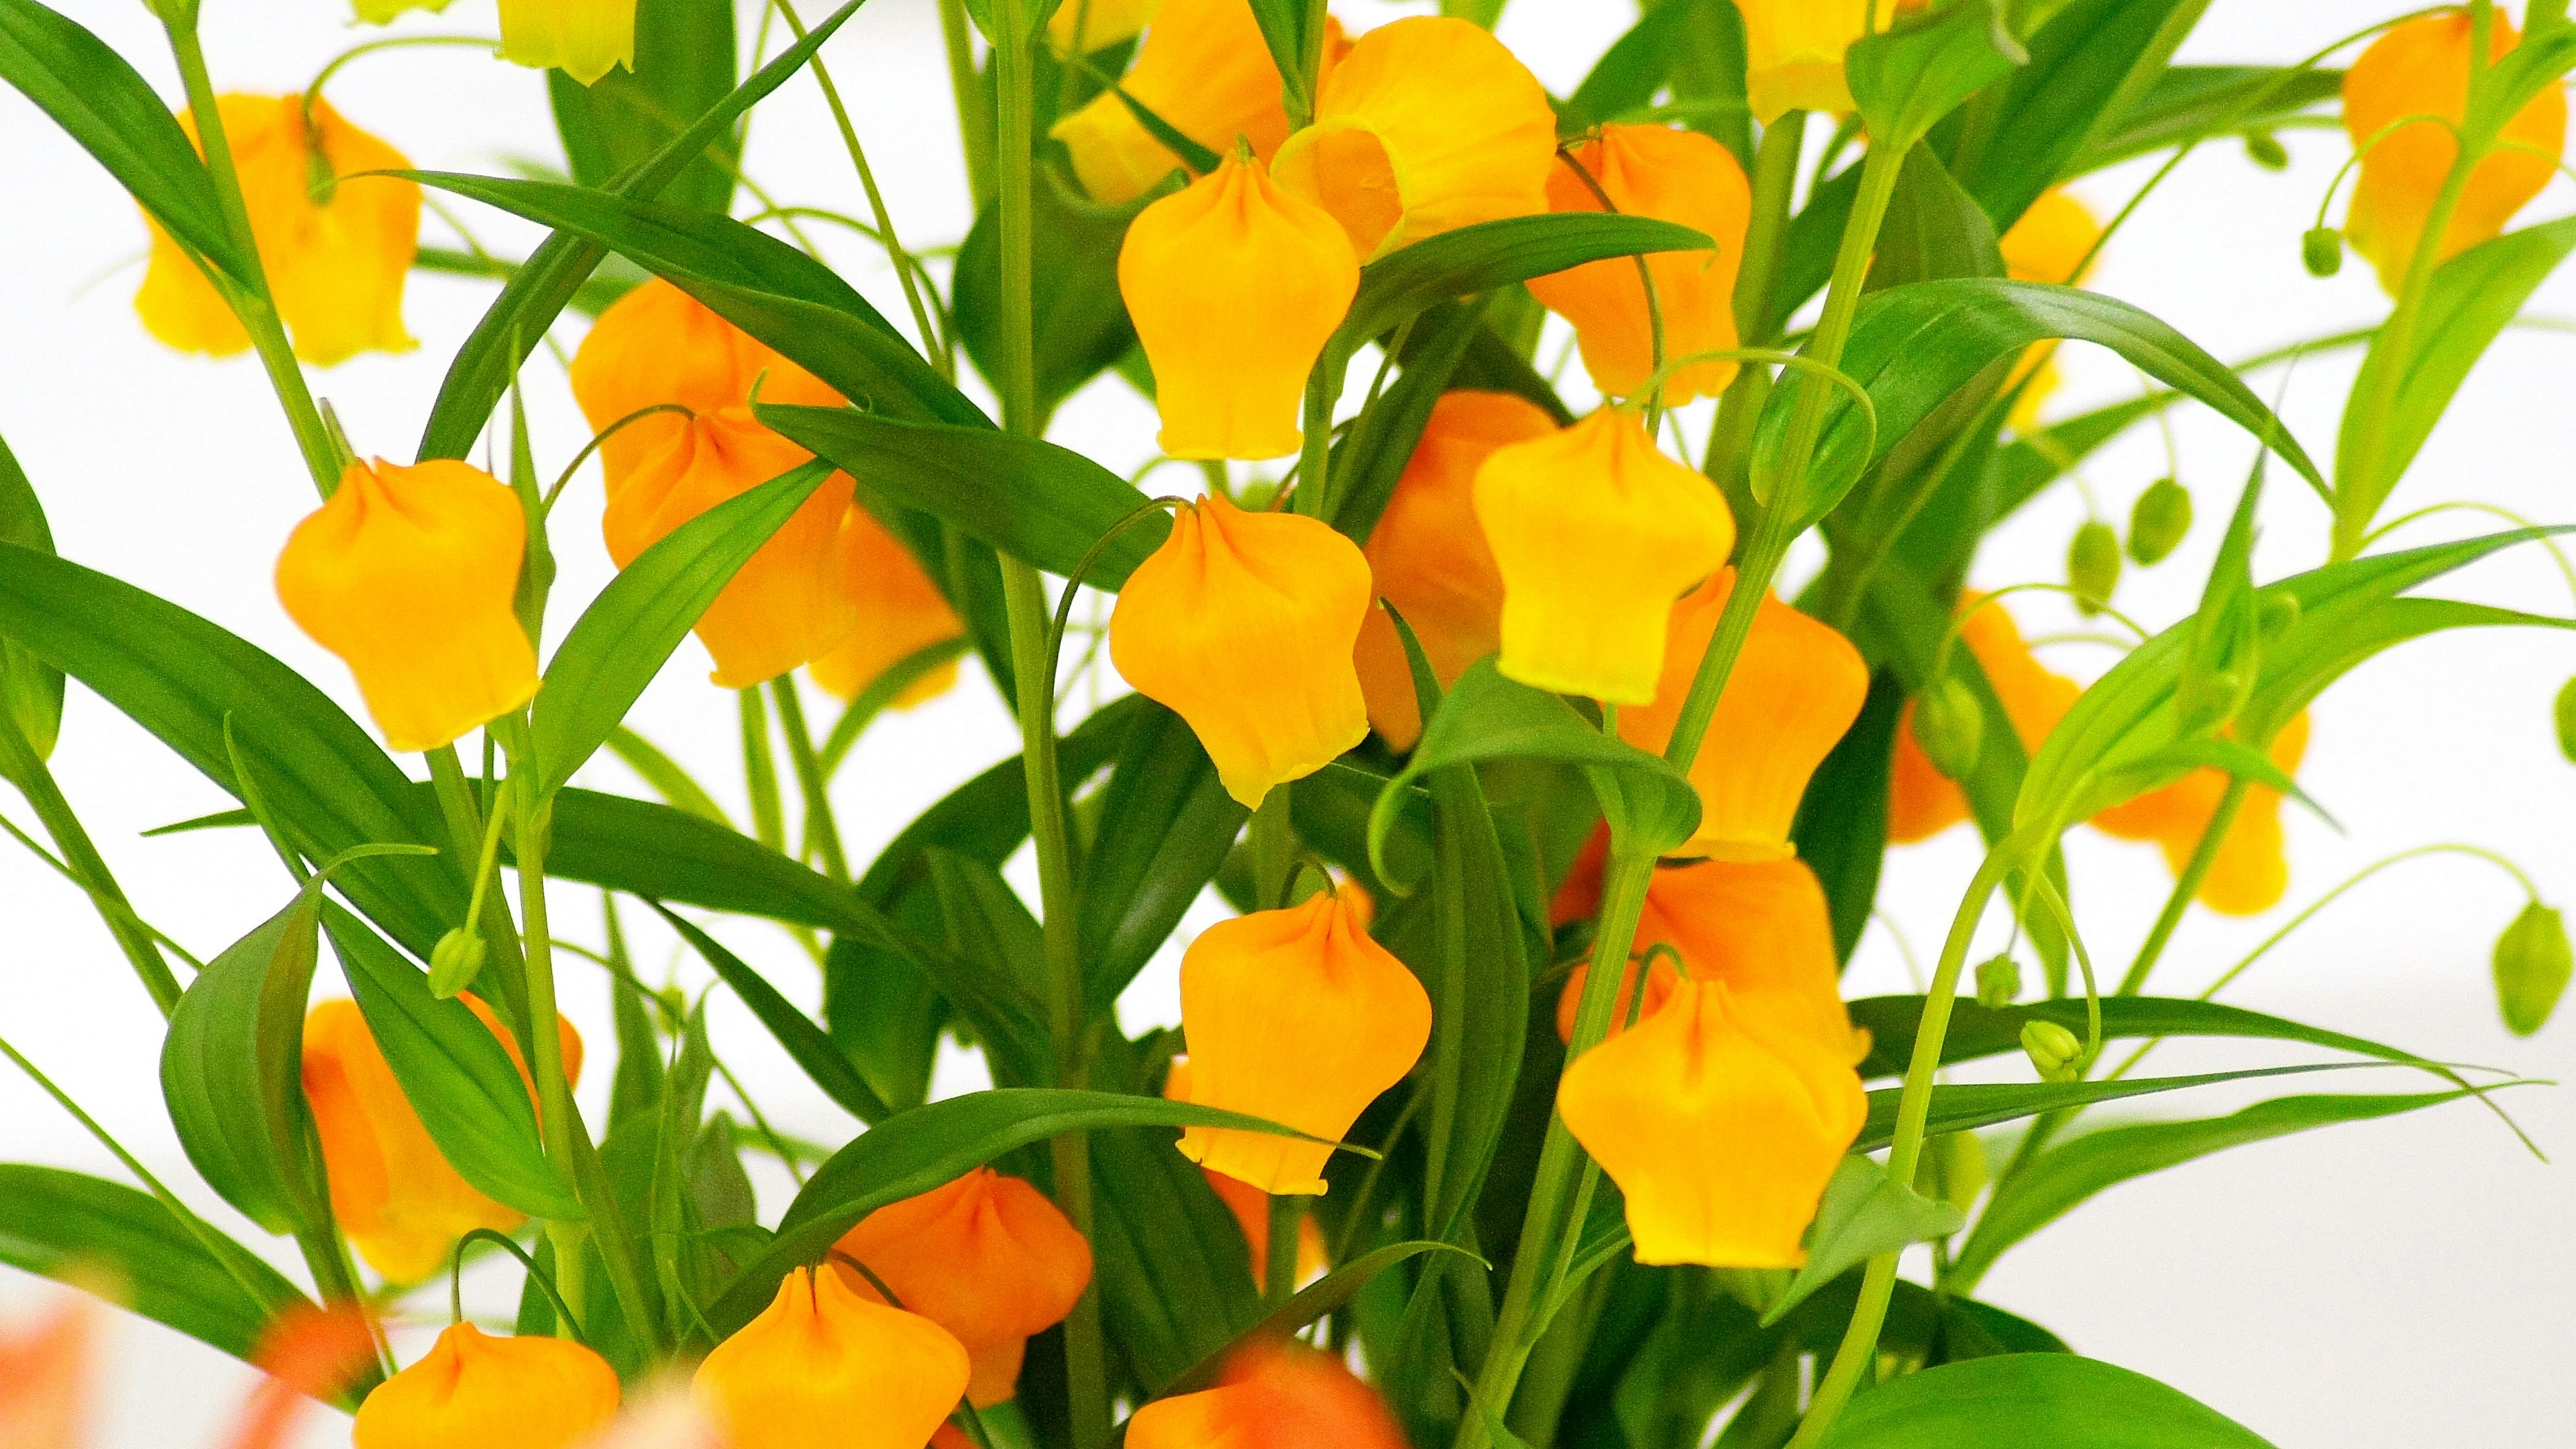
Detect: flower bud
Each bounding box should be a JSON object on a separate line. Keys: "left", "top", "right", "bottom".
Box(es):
{"left": 426, "top": 928, "right": 487, "bottom": 1000}
{"left": 2020, "top": 1020, "right": 2083, "bottom": 1083}
{"left": 2302, "top": 227, "right": 2345, "bottom": 278}
{"left": 1974, "top": 953, "right": 2021, "bottom": 1010}
{"left": 1911, "top": 675, "right": 1984, "bottom": 782}
{"left": 2555, "top": 676, "right": 2576, "bottom": 764}
{"left": 276, "top": 459, "right": 539, "bottom": 755}
{"left": 1118, "top": 154, "right": 1360, "bottom": 460}
{"left": 2243, "top": 131, "right": 2290, "bottom": 170}
{"left": 1108, "top": 492, "right": 1373, "bottom": 808}
{"left": 2127, "top": 478, "right": 2193, "bottom": 566}
{"left": 1889, "top": 594, "right": 2078, "bottom": 845}
{"left": 352, "top": 1323, "right": 619, "bottom": 1449}
{"left": 1476, "top": 409, "right": 1736, "bottom": 705}
{"left": 2493, "top": 902, "right": 2571, "bottom": 1038}
{"left": 1177, "top": 890, "right": 1431, "bottom": 1194}
{"left": 831, "top": 1168, "right": 1093, "bottom": 1407}
{"left": 2068, "top": 520, "right": 2122, "bottom": 616}
{"left": 694, "top": 1267, "right": 969, "bottom": 1449}
{"left": 2259, "top": 590, "right": 2303, "bottom": 642}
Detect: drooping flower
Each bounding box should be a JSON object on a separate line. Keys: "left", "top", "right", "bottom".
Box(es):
{"left": 807, "top": 506, "right": 965, "bottom": 710}
{"left": 1118, "top": 154, "right": 1360, "bottom": 460}
{"left": 1527, "top": 125, "right": 1752, "bottom": 404}
{"left": 352, "top": 1323, "right": 620, "bottom": 1449}
{"left": 1617, "top": 570, "right": 1868, "bottom": 861}
{"left": 1126, "top": 1340, "right": 1408, "bottom": 1449}
{"left": 1888, "top": 592, "right": 2080, "bottom": 843}
{"left": 2343, "top": 11, "right": 2567, "bottom": 294}
{"left": 1557, "top": 979, "right": 1866, "bottom": 1267}
{"left": 135, "top": 94, "right": 417, "bottom": 366}
{"left": 1269, "top": 16, "right": 1556, "bottom": 260}
{"left": 1176, "top": 890, "right": 1431, "bottom": 1193}
{"left": 1109, "top": 491, "right": 1373, "bottom": 807}
{"left": 830, "top": 1168, "right": 1094, "bottom": 1407}
{"left": 276, "top": 459, "right": 539, "bottom": 754}
{"left": 1475, "top": 408, "right": 1735, "bottom": 704}
{"left": 1163, "top": 1057, "right": 1330, "bottom": 1291}
{"left": 1047, "top": 0, "right": 1164, "bottom": 53}
{"left": 2092, "top": 713, "right": 2312, "bottom": 916}
{"left": 303, "top": 997, "right": 584, "bottom": 1283}
{"left": 498, "top": 0, "right": 636, "bottom": 87}
{"left": 693, "top": 1267, "right": 970, "bottom": 1449}
{"left": 1352, "top": 390, "right": 1556, "bottom": 749}
{"left": 1729, "top": 0, "right": 1908, "bottom": 124}
{"left": 570, "top": 279, "right": 858, "bottom": 688}
{"left": 1051, "top": 0, "right": 1338, "bottom": 205}
{"left": 234, "top": 1303, "right": 383, "bottom": 1449}
{"left": 1998, "top": 189, "right": 2104, "bottom": 431}
{"left": 0, "top": 1292, "right": 93, "bottom": 1449}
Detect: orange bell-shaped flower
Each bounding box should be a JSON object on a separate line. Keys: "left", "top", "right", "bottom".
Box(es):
{"left": 1163, "top": 1057, "right": 1330, "bottom": 1291}
{"left": 498, "top": 0, "right": 636, "bottom": 87}
{"left": 1729, "top": 0, "right": 1909, "bottom": 124}
{"left": 0, "top": 1293, "right": 93, "bottom": 1449}
{"left": 1270, "top": 16, "right": 1556, "bottom": 260}
{"left": 2092, "top": 712, "right": 2311, "bottom": 916}
{"left": 1128, "top": 1340, "right": 1408, "bottom": 1449}
{"left": 1476, "top": 408, "right": 1736, "bottom": 704}
{"left": 352, "top": 1323, "right": 619, "bottom": 1449}
{"left": 1527, "top": 125, "right": 1752, "bottom": 404}
{"left": 1558, "top": 979, "right": 1866, "bottom": 1267}
{"left": 808, "top": 506, "right": 965, "bottom": 710}
{"left": 1110, "top": 491, "right": 1373, "bottom": 806}
{"left": 1118, "top": 154, "right": 1360, "bottom": 460}
{"left": 1888, "top": 592, "right": 2081, "bottom": 843}
{"left": 1618, "top": 570, "right": 1868, "bottom": 861}
{"left": 303, "top": 997, "right": 583, "bottom": 1283}
{"left": 694, "top": 1267, "right": 970, "bottom": 1449}
{"left": 1998, "top": 189, "right": 2104, "bottom": 431}
{"left": 1352, "top": 390, "right": 1556, "bottom": 749}
{"left": 570, "top": 278, "right": 858, "bottom": 688}
{"left": 830, "top": 1168, "right": 1093, "bottom": 1407}
{"left": 276, "top": 458, "right": 539, "bottom": 755}
{"left": 1558, "top": 857, "right": 1865, "bottom": 1066}
{"left": 135, "top": 94, "right": 418, "bottom": 367}
{"left": 1051, "top": 0, "right": 1330, "bottom": 205}
{"left": 1177, "top": 890, "right": 1431, "bottom": 1193}
{"left": 2343, "top": 11, "right": 2567, "bottom": 294}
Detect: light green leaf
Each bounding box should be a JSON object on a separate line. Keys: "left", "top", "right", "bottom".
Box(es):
{"left": 1847, "top": 994, "right": 2461, "bottom": 1081}
{"left": 953, "top": 169, "right": 1141, "bottom": 429}
{"left": 1953, "top": 0, "right": 2208, "bottom": 229}
{"left": 1762, "top": 1157, "right": 1964, "bottom": 1328}
{"left": 1858, "top": 1062, "right": 2381, "bottom": 1152}
{"left": 160, "top": 896, "right": 325, "bottom": 1236}
{"left": 1847, "top": 0, "right": 2025, "bottom": 154}
{"left": 1817, "top": 1354, "right": 2273, "bottom": 1447}
{"left": 2078, "top": 64, "right": 2344, "bottom": 171}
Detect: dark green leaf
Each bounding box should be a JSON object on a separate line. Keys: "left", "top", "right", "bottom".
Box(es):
{"left": 1815, "top": 1354, "right": 2273, "bottom": 1447}
{"left": 1086, "top": 1117, "right": 1262, "bottom": 1389}
{"left": 1077, "top": 702, "right": 1248, "bottom": 1014}
{"left": 1846, "top": 0, "right": 2025, "bottom": 154}
{"left": 1791, "top": 673, "right": 1900, "bottom": 965}
{"left": 1558, "top": 0, "right": 1718, "bottom": 134}
{"left": 1951, "top": 0, "right": 2209, "bottom": 230}
{"left": 1762, "top": 1157, "right": 1964, "bottom": 1327}
{"left": 1241, "top": 0, "right": 1316, "bottom": 121}
{"left": 1848, "top": 994, "right": 2459, "bottom": 1081}
{"left": 652, "top": 904, "right": 892, "bottom": 1124}
{"left": 1413, "top": 765, "right": 1533, "bottom": 1244}
{"left": 548, "top": 0, "right": 739, "bottom": 213}
{"left": 0, "top": 1165, "right": 309, "bottom": 1362}
{"left": 161, "top": 896, "right": 324, "bottom": 1235}
{"left": 1331, "top": 301, "right": 1485, "bottom": 542}
{"left": 953, "top": 168, "right": 1140, "bottom": 427}
{"left": 1159, "top": 1240, "right": 1485, "bottom": 1397}
{"left": 0, "top": 431, "right": 62, "bottom": 761}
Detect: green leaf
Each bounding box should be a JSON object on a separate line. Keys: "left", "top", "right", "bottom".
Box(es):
{"left": 0, "top": 431, "right": 62, "bottom": 761}
{"left": 604, "top": 726, "right": 732, "bottom": 826}
{"left": 0, "top": 1165, "right": 309, "bottom": 1362}
{"left": 1762, "top": 1157, "right": 1964, "bottom": 1328}
{"left": 323, "top": 904, "right": 581, "bottom": 1220}
{"left": 1558, "top": 0, "right": 1719, "bottom": 134}
{"left": 1082, "top": 1087, "right": 1263, "bottom": 1390}
{"left": 1949, "top": 1089, "right": 2486, "bottom": 1286}
{"left": 161, "top": 895, "right": 325, "bottom": 1235}
{"left": 1411, "top": 764, "right": 1534, "bottom": 1242}
{"left": 1157, "top": 1240, "right": 1485, "bottom": 1396}
{"left": 2076, "top": 65, "right": 2343, "bottom": 172}
{"left": 2334, "top": 217, "right": 2576, "bottom": 548}
{"left": 1951, "top": 0, "right": 2210, "bottom": 230}
{"left": 529, "top": 460, "right": 834, "bottom": 798}
{"left": 1789, "top": 672, "right": 1898, "bottom": 965}
{"left": 1862, "top": 144, "right": 2002, "bottom": 293}
{"left": 416, "top": 0, "right": 875, "bottom": 462}
{"left": 1241, "top": 0, "right": 1316, "bottom": 121}
{"left": 759, "top": 404, "right": 1166, "bottom": 586}
{"left": 651, "top": 904, "right": 892, "bottom": 1124}
{"left": 1329, "top": 301, "right": 1485, "bottom": 541}
{"left": 1076, "top": 702, "right": 1248, "bottom": 1014}
{"left": 0, "top": 0, "right": 251, "bottom": 283}
{"left": 1814, "top": 1354, "right": 2274, "bottom": 1448}
{"left": 1846, "top": 0, "right": 2025, "bottom": 154}
{"left": 1857, "top": 1062, "right": 2381, "bottom": 1152}
{"left": 1847, "top": 994, "right": 2460, "bottom": 1081}
{"left": 548, "top": 0, "right": 739, "bottom": 213}
{"left": 953, "top": 168, "right": 1140, "bottom": 428}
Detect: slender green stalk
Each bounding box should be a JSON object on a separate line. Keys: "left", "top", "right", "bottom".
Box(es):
{"left": 2116, "top": 775, "right": 2251, "bottom": 997}
{"left": 739, "top": 688, "right": 787, "bottom": 853}
{"left": 0, "top": 737, "right": 179, "bottom": 1014}
{"left": 940, "top": 0, "right": 998, "bottom": 207}
{"left": 770, "top": 677, "right": 851, "bottom": 883}
{"left": 1265, "top": 1193, "right": 1303, "bottom": 1308}
{"left": 1248, "top": 786, "right": 1294, "bottom": 909}
{"left": 1707, "top": 115, "right": 1807, "bottom": 490}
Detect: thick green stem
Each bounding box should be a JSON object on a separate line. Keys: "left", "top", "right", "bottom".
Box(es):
{"left": 0, "top": 736, "right": 179, "bottom": 1015}
{"left": 771, "top": 677, "right": 851, "bottom": 883}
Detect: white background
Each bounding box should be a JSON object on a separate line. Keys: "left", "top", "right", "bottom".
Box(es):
{"left": 1, "top": 1, "right": 2570, "bottom": 1444}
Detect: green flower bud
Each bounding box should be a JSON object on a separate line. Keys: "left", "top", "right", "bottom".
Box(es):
{"left": 2068, "top": 521, "right": 2121, "bottom": 616}
{"left": 2021, "top": 1020, "right": 2083, "bottom": 1083}
{"left": 2127, "top": 478, "right": 2193, "bottom": 566}
{"left": 427, "top": 926, "right": 487, "bottom": 999}
{"left": 1914, "top": 1130, "right": 1988, "bottom": 1214}
{"left": 2258, "top": 591, "right": 2302, "bottom": 642}
{"left": 1975, "top": 953, "right": 2022, "bottom": 1009}
{"left": 2302, "top": 227, "right": 2344, "bottom": 278}
{"left": 2555, "top": 675, "right": 2576, "bottom": 765}
{"left": 2493, "top": 902, "right": 2571, "bottom": 1037}
{"left": 2243, "top": 131, "right": 2290, "bottom": 170}
{"left": 1912, "top": 675, "right": 1986, "bottom": 781}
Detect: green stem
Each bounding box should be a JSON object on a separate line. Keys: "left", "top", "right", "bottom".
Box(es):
{"left": 941, "top": 0, "right": 998, "bottom": 208}
{"left": 2116, "top": 775, "right": 2251, "bottom": 998}
{"left": 739, "top": 688, "right": 787, "bottom": 853}
{"left": 0, "top": 737, "right": 180, "bottom": 1014}
{"left": 771, "top": 677, "right": 851, "bottom": 883}
{"left": 1707, "top": 115, "right": 1807, "bottom": 498}
{"left": 1248, "top": 785, "right": 1294, "bottom": 909}
{"left": 1265, "top": 1192, "right": 1303, "bottom": 1307}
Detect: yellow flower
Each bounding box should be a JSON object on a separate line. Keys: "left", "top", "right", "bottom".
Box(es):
{"left": 1351, "top": 390, "right": 1556, "bottom": 749}
{"left": 1527, "top": 125, "right": 1752, "bottom": 404}
{"left": 1270, "top": 15, "right": 1556, "bottom": 260}
{"left": 1118, "top": 154, "right": 1360, "bottom": 460}
{"left": 1108, "top": 491, "right": 1373, "bottom": 807}
{"left": 832, "top": 1169, "right": 1093, "bottom": 1407}
{"left": 1617, "top": 570, "right": 1869, "bottom": 861}
{"left": 1128, "top": 1341, "right": 1409, "bottom": 1449}
{"left": 498, "top": 0, "right": 636, "bottom": 87}
{"left": 1730, "top": 0, "right": 1909, "bottom": 124}
{"left": 2344, "top": 11, "right": 2567, "bottom": 294}
{"left": 1163, "top": 1057, "right": 1331, "bottom": 1291}
{"left": 135, "top": 94, "right": 417, "bottom": 367}
{"left": 1050, "top": 0, "right": 1335, "bottom": 205}
{"left": 1888, "top": 592, "right": 2080, "bottom": 843}
{"left": 695, "top": 1268, "right": 969, "bottom": 1449}
{"left": 1998, "top": 189, "right": 2103, "bottom": 431}
{"left": 1047, "top": 0, "right": 1164, "bottom": 53}
{"left": 1177, "top": 890, "right": 1432, "bottom": 1194}
{"left": 276, "top": 459, "right": 539, "bottom": 755}
{"left": 1559, "top": 979, "right": 1866, "bottom": 1267}
{"left": 352, "top": 1324, "right": 619, "bottom": 1449}
{"left": 2092, "top": 712, "right": 2311, "bottom": 916}
{"left": 807, "top": 507, "right": 965, "bottom": 710}
{"left": 1474, "top": 408, "right": 1736, "bottom": 704}
{"left": 303, "top": 997, "right": 582, "bottom": 1283}
{"left": 570, "top": 278, "right": 859, "bottom": 688}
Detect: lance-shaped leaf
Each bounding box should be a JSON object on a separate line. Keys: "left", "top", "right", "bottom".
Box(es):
{"left": 652, "top": 904, "right": 892, "bottom": 1125}
{"left": 0, "top": 432, "right": 62, "bottom": 761}
{"left": 1847, "top": 994, "right": 2469, "bottom": 1081}
{"left": 547, "top": 0, "right": 740, "bottom": 214}
{"left": 1856, "top": 1061, "right": 2381, "bottom": 1151}
{"left": 2078, "top": 65, "right": 2345, "bottom": 171}
{"left": 1846, "top": 0, "right": 2025, "bottom": 154}
{"left": 1761, "top": 1157, "right": 1964, "bottom": 1327}
{"left": 1813, "top": 1354, "right": 2275, "bottom": 1448}
{"left": 1077, "top": 702, "right": 1248, "bottom": 1014}
{"left": 162, "top": 894, "right": 327, "bottom": 1235}
{"left": 1952, "top": 0, "right": 2210, "bottom": 229}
